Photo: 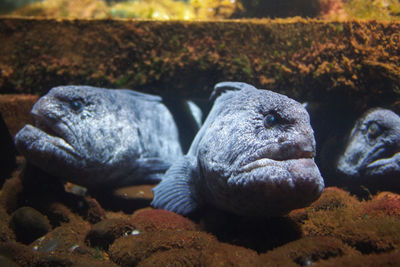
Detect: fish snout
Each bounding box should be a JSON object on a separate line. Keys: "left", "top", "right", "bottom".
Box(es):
{"left": 31, "top": 96, "right": 62, "bottom": 122}
{"left": 337, "top": 155, "right": 360, "bottom": 176}
{"left": 296, "top": 138, "right": 316, "bottom": 158}
{"left": 278, "top": 135, "right": 315, "bottom": 160}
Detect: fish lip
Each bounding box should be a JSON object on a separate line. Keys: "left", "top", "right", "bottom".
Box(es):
{"left": 31, "top": 111, "right": 60, "bottom": 137}
{"left": 363, "top": 148, "right": 398, "bottom": 171}
{"left": 30, "top": 112, "right": 80, "bottom": 158}
{"left": 239, "top": 145, "right": 315, "bottom": 171}
{"left": 18, "top": 124, "right": 82, "bottom": 160}
{"left": 351, "top": 147, "right": 390, "bottom": 174}
{"left": 31, "top": 110, "right": 69, "bottom": 141}
{"left": 239, "top": 156, "right": 314, "bottom": 173}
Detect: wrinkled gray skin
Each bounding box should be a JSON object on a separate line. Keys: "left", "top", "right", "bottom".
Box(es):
{"left": 152, "top": 82, "right": 324, "bottom": 217}
{"left": 15, "top": 86, "right": 183, "bottom": 189}
{"left": 337, "top": 108, "right": 400, "bottom": 178}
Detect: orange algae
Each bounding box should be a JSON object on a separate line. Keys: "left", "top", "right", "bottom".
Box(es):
{"left": 359, "top": 191, "right": 400, "bottom": 219}
{"left": 301, "top": 187, "right": 400, "bottom": 254}
{"left": 258, "top": 236, "right": 360, "bottom": 266}
{"left": 3, "top": 164, "right": 400, "bottom": 265}
{"left": 317, "top": 248, "right": 400, "bottom": 266}
{"left": 109, "top": 230, "right": 258, "bottom": 266}
{"left": 131, "top": 209, "right": 198, "bottom": 232}
{"left": 1, "top": 18, "right": 400, "bottom": 115}
{"left": 109, "top": 230, "right": 216, "bottom": 266}
{"left": 309, "top": 187, "right": 361, "bottom": 211}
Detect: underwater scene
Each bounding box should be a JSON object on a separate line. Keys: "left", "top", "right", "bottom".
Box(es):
{"left": 1, "top": 0, "right": 400, "bottom": 266}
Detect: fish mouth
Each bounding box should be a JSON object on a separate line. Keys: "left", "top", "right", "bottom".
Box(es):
{"left": 18, "top": 111, "right": 81, "bottom": 159}
{"left": 239, "top": 156, "right": 316, "bottom": 175}
{"left": 239, "top": 144, "right": 315, "bottom": 173}
{"left": 17, "top": 124, "right": 81, "bottom": 159}
{"left": 363, "top": 147, "right": 399, "bottom": 174}
{"left": 224, "top": 153, "right": 324, "bottom": 217}
{"left": 337, "top": 145, "right": 393, "bottom": 176}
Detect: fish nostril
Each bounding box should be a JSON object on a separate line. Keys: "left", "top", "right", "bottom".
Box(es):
{"left": 297, "top": 140, "right": 315, "bottom": 158}
{"left": 278, "top": 137, "right": 285, "bottom": 143}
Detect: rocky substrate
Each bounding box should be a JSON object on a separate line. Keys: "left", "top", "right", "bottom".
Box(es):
{"left": 1, "top": 160, "right": 400, "bottom": 267}
{"left": 1, "top": 17, "right": 400, "bottom": 113}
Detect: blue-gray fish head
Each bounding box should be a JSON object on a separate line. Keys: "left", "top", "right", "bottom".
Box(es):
{"left": 15, "top": 86, "right": 150, "bottom": 187}
{"left": 337, "top": 108, "right": 400, "bottom": 177}
{"left": 196, "top": 82, "right": 324, "bottom": 216}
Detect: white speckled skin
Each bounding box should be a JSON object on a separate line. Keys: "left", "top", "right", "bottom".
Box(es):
{"left": 15, "top": 86, "right": 182, "bottom": 188}
{"left": 152, "top": 82, "right": 324, "bottom": 217}
{"left": 337, "top": 108, "right": 400, "bottom": 177}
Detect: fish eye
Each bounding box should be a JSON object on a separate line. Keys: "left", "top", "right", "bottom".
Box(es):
{"left": 367, "top": 122, "right": 382, "bottom": 139}
{"left": 263, "top": 114, "right": 277, "bottom": 128}
{"left": 71, "top": 100, "right": 83, "bottom": 112}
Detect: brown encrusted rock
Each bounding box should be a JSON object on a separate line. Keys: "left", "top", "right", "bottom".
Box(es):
{"left": 131, "top": 209, "right": 198, "bottom": 232}
{"left": 86, "top": 218, "right": 135, "bottom": 250}
{"left": 359, "top": 191, "right": 400, "bottom": 219}
{"left": 46, "top": 202, "right": 78, "bottom": 226}
{"left": 138, "top": 243, "right": 258, "bottom": 267}
{"left": 289, "top": 187, "right": 361, "bottom": 223}
{"left": 9, "top": 206, "right": 51, "bottom": 244}
{"left": 0, "top": 207, "right": 14, "bottom": 242}
{"left": 33, "top": 253, "right": 119, "bottom": 267}
{"left": 109, "top": 230, "right": 216, "bottom": 266}
{"left": 83, "top": 196, "right": 106, "bottom": 224}
{"left": 302, "top": 191, "right": 400, "bottom": 254}
{"left": 0, "top": 94, "right": 39, "bottom": 137}
{"left": 257, "top": 236, "right": 360, "bottom": 266}
{"left": 87, "top": 210, "right": 198, "bottom": 250}
{"left": 317, "top": 248, "right": 400, "bottom": 266}
{"left": 0, "top": 255, "right": 19, "bottom": 267}
{"left": 0, "top": 241, "right": 39, "bottom": 267}
{"left": 137, "top": 248, "right": 203, "bottom": 267}
{"left": 310, "top": 187, "right": 360, "bottom": 212}
{"left": 0, "top": 175, "right": 23, "bottom": 214}
{"left": 1, "top": 18, "right": 400, "bottom": 113}
{"left": 30, "top": 220, "right": 91, "bottom": 255}
{"left": 0, "top": 239, "right": 117, "bottom": 267}
{"left": 201, "top": 242, "right": 258, "bottom": 266}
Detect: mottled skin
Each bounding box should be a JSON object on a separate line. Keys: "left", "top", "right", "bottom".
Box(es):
{"left": 337, "top": 108, "right": 400, "bottom": 179}
{"left": 152, "top": 82, "right": 324, "bottom": 217}
{"left": 15, "top": 86, "right": 182, "bottom": 189}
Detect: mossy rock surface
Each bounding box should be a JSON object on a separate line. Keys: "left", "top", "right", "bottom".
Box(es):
{"left": 0, "top": 17, "right": 399, "bottom": 109}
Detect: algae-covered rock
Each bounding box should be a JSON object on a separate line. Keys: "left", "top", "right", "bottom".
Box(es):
{"left": 309, "top": 187, "right": 360, "bottom": 211}
{"left": 9, "top": 206, "right": 51, "bottom": 244}
{"left": 138, "top": 243, "right": 258, "bottom": 267}
{"left": 360, "top": 192, "right": 400, "bottom": 219}
{"left": 258, "top": 236, "right": 360, "bottom": 266}
{"left": 318, "top": 248, "right": 400, "bottom": 266}
{"left": 0, "top": 255, "right": 19, "bottom": 267}
{"left": 0, "top": 241, "right": 39, "bottom": 266}
{"left": 109, "top": 230, "right": 216, "bottom": 266}
{"left": 1, "top": 18, "right": 399, "bottom": 114}
{"left": 301, "top": 187, "right": 400, "bottom": 254}
{"left": 0, "top": 175, "right": 23, "bottom": 214}
{"left": 30, "top": 221, "right": 91, "bottom": 255}
{"left": 86, "top": 210, "right": 198, "bottom": 250}
{"left": 0, "top": 94, "right": 38, "bottom": 138}
{"left": 0, "top": 208, "right": 14, "bottom": 242}
{"left": 131, "top": 209, "right": 198, "bottom": 232}
{"left": 86, "top": 218, "right": 136, "bottom": 250}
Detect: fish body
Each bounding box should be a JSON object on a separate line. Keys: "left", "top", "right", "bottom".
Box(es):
{"left": 152, "top": 82, "right": 324, "bottom": 217}
{"left": 15, "top": 86, "right": 183, "bottom": 188}
{"left": 337, "top": 108, "right": 400, "bottom": 180}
